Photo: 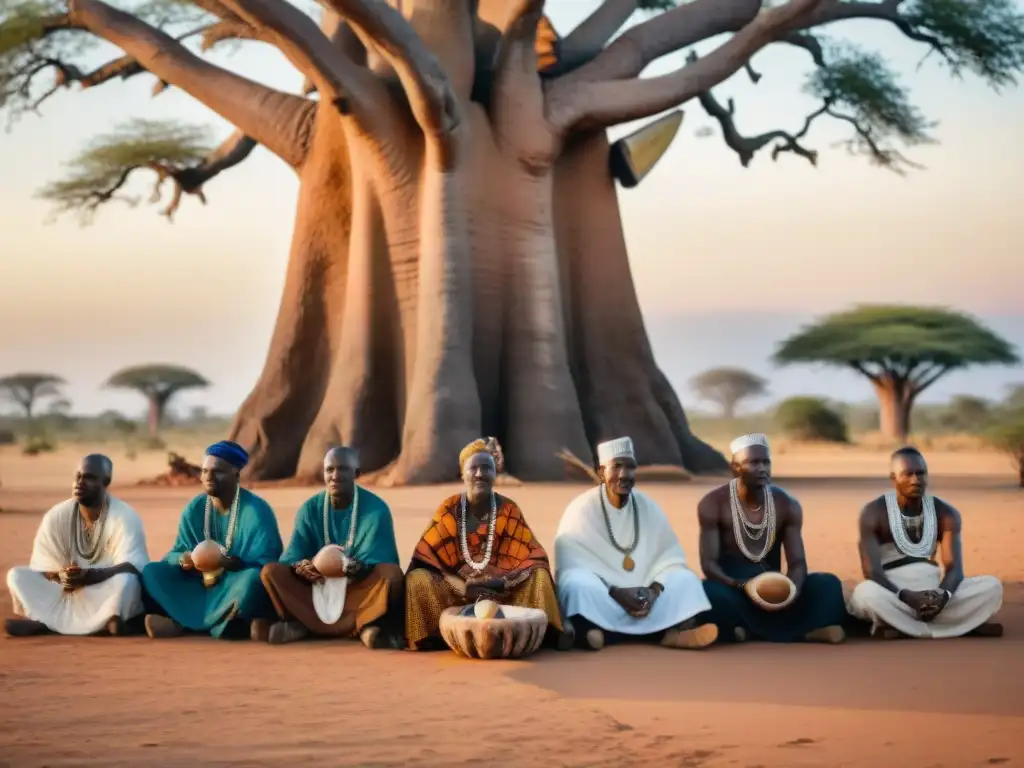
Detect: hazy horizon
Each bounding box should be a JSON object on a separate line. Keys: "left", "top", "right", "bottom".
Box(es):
{"left": 2, "top": 2, "right": 1022, "bottom": 422}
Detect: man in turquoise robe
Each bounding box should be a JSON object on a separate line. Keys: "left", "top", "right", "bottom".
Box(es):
{"left": 142, "top": 440, "right": 283, "bottom": 640}
{"left": 260, "top": 447, "right": 404, "bottom": 647}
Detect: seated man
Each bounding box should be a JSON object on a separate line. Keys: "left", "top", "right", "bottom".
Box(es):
{"left": 697, "top": 434, "right": 847, "bottom": 643}
{"left": 848, "top": 446, "right": 1003, "bottom": 639}
{"left": 260, "top": 446, "right": 405, "bottom": 648}
{"left": 142, "top": 440, "right": 283, "bottom": 640}
{"left": 555, "top": 437, "right": 717, "bottom": 651}
{"left": 6, "top": 454, "right": 149, "bottom": 637}
{"left": 405, "top": 439, "right": 566, "bottom": 650}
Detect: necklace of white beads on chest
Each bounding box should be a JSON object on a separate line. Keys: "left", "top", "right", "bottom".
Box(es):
{"left": 204, "top": 489, "right": 241, "bottom": 551}
{"left": 884, "top": 490, "right": 937, "bottom": 558}
{"left": 323, "top": 487, "right": 359, "bottom": 551}
{"left": 728, "top": 478, "right": 776, "bottom": 563}
{"left": 459, "top": 492, "right": 497, "bottom": 573}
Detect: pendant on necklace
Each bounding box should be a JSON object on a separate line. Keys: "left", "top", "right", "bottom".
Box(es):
{"left": 622, "top": 555, "right": 635, "bottom": 572}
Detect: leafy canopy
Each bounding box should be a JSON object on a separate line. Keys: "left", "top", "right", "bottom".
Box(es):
{"left": 105, "top": 363, "right": 209, "bottom": 399}
{"left": 774, "top": 305, "right": 1020, "bottom": 379}
{"left": 690, "top": 366, "right": 768, "bottom": 414}
{"left": 0, "top": 372, "right": 65, "bottom": 414}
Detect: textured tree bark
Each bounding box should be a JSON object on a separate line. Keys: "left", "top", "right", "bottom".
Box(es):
{"left": 874, "top": 377, "right": 915, "bottom": 444}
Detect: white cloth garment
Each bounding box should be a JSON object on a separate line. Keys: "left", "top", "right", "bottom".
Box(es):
{"left": 848, "top": 543, "right": 1003, "bottom": 638}
{"left": 554, "top": 485, "right": 710, "bottom": 634}
{"left": 6, "top": 497, "right": 150, "bottom": 635}
{"left": 312, "top": 577, "right": 348, "bottom": 625}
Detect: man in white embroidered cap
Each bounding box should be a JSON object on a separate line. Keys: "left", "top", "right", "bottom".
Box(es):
{"left": 847, "top": 446, "right": 1003, "bottom": 639}
{"left": 553, "top": 436, "right": 717, "bottom": 651}
{"left": 695, "top": 433, "right": 847, "bottom": 644}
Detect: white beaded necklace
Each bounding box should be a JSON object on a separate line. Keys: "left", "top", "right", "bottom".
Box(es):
{"left": 729, "top": 478, "right": 776, "bottom": 563}
{"left": 322, "top": 486, "right": 359, "bottom": 551}
{"left": 884, "top": 490, "right": 937, "bottom": 558}
{"left": 71, "top": 497, "right": 110, "bottom": 564}
{"left": 204, "top": 488, "right": 241, "bottom": 552}
{"left": 459, "top": 492, "right": 497, "bottom": 573}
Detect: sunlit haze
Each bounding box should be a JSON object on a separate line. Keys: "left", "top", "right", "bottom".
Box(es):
{"left": 1, "top": 2, "right": 1021, "bottom": 418}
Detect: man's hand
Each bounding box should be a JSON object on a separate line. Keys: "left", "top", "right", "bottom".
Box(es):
{"left": 609, "top": 586, "right": 653, "bottom": 618}
{"left": 917, "top": 589, "right": 950, "bottom": 621}
{"left": 294, "top": 560, "right": 324, "bottom": 584}
{"left": 898, "top": 589, "right": 939, "bottom": 618}
{"left": 59, "top": 565, "right": 87, "bottom": 592}
{"left": 465, "top": 576, "right": 505, "bottom": 602}
{"left": 219, "top": 553, "right": 244, "bottom": 572}
{"left": 343, "top": 557, "right": 364, "bottom": 579}
{"left": 179, "top": 553, "right": 195, "bottom": 571}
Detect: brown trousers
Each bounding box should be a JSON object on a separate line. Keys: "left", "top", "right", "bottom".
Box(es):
{"left": 260, "top": 562, "right": 404, "bottom": 637}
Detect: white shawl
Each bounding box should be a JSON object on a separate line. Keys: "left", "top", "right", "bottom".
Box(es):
{"left": 554, "top": 486, "right": 689, "bottom": 588}
{"left": 30, "top": 497, "right": 150, "bottom": 573}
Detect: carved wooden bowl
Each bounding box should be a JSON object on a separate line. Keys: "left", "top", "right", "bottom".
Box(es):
{"left": 439, "top": 605, "right": 548, "bottom": 659}
{"left": 745, "top": 572, "right": 797, "bottom": 612}
{"left": 191, "top": 540, "right": 225, "bottom": 572}
{"left": 312, "top": 544, "right": 347, "bottom": 578}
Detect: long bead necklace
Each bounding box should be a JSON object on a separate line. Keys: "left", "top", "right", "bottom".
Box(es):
{"left": 323, "top": 486, "right": 359, "bottom": 552}
{"left": 729, "top": 478, "right": 776, "bottom": 562}
{"left": 598, "top": 484, "right": 640, "bottom": 572}
{"left": 70, "top": 498, "right": 110, "bottom": 564}
{"left": 204, "top": 488, "right": 241, "bottom": 552}
{"left": 459, "top": 492, "right": 497, "bottom": 573}
{"left": 884, "top": 491, "right": 937, "bottom": 558}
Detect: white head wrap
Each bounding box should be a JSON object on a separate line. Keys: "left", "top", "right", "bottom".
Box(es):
{"left": 729, "top": 433, "right": 770, "bottom": 460}
{"left": 596, "top": 437, "right": 635, "bottom": 466}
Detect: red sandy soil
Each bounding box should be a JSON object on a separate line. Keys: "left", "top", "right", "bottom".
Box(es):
{"left": 1, "top": 454, "right": 1022, "bottom": 767}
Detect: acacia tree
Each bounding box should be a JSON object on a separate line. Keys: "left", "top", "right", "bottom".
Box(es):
{"left": 774, "top": 306, "right": 1019, "bottom": 442}
{"left": 105, "top": 363, "right": 209, "bottom": 436}
{"left": 0, "top": 373, "right": 66, "bottom": 418}
{"left": 690, "top": 366, "right": 767, "bottom": 419}
{"left": 3, "top": 0, "right": 1024, "bottom": 484}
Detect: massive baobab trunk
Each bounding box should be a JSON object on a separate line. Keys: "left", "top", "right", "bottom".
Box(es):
{"left": 60, "top": 0, "right": 829, "bottom": 484}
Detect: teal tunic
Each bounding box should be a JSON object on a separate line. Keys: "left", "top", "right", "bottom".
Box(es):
{"left": 142, "top": 488, "right": 283, "bottom": 638}
{"left": 281, "top": 488, "right": 400, "bottom": 567}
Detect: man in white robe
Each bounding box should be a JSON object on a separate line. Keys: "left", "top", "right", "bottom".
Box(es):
{"left": 848, "top": 446, "right": 1003, "bottom": 639}
{"left": 5, "top": 454, "right": 149, "bottom": 637}
{"left": 554, "top": 437, "right": 717, "bottom": 650}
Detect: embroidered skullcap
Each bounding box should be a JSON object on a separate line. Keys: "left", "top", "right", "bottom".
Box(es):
{"left": 206, "top": 440, "right": 249, "bottom": 469}
{"left": 729, "top": 433, "right": 769, "bottom": 459}
{"left": 596, "top": 437, "right": 635, "bottom": 466}
{"left": 459, "top": 439, "right": 494, "bottom": 469}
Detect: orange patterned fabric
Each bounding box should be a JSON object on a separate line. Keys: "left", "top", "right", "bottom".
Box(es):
{"left": 409, "top": 494, "right": 551, "bottom": 577}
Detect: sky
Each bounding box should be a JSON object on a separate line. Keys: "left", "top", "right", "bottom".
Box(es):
{"left": 1, "top": 1, "right": 1022, "bottom": 418}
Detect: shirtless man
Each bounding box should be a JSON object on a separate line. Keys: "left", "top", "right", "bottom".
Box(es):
{"left": 848, "top": 446, "right": 1003, "bottom": 639}
{"left": 697, "top": 433, "right": 847, "bottom": 643}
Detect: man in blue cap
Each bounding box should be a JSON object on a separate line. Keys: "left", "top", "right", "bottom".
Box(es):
{"left": 142, "top": 441, "right": 284, "bottom": 640}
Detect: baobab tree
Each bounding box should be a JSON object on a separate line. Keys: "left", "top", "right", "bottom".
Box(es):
{"left": 105, "top": 363, "right": 210, "bottom": 437}
{"left": 690, "top": 366, "right": 768, "bottom": 419}
{"left": 3, "top": 0, "right": 1023, "bottom": 483}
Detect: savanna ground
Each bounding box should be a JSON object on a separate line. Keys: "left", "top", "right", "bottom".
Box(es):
{"left": 1, "top": 439, "right": 1022, "bottom": 767}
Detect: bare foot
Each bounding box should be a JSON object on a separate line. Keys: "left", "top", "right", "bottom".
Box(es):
{"left": 144, "top": 615, "right": 183, "bottom": 639}
{"left": 661, "top": 623, "right": 718, "bottom": 650}
{"left": 969, "top": 622, "right": 1003, "bottom": 638}
{"left": 105, "top": 616, "right": 124, "bottom": 636}
{"left": 360, "top": 626, "right": 382, "bottom": 649}
{"left": 250, "top": 619, "right": 271, "bottom": 643}
{"left": 4, "top": 617, "right": 49, "bottom": 637}
{"left": 268, "top": 621, "right": 309, "bottom": 645}
{"left": 804, "top": 625, "right": 846, "bottom": 644}
{"left": 585, "top": 627, "right": 605, "bottom": 651}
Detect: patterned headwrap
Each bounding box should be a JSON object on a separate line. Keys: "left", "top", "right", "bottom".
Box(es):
{"left": 459, "top": 437, "right": 505, "bottom": 472}
{"left": 206, "top": 440, "right": 249, "bottom": 469}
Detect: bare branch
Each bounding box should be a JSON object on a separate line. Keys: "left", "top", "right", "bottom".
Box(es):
{"left": 68, "top": 0, "right": 314, "bottom": 168}
{"left": 548, "top": 0, "right": 826, "bottom": 134}
{"left": 215, "top": 0, "right": 379, "bottom": 109}
{"left": 324, "top": 0, "right": 460, "bottom": 143}
{"left": 913, "top": 364, "right": 950, "bottom": 392}
{"left": 408, "top": 0, "right": 477, "bottom": 99}
{"left": 852, "top": 362, "right": 882, "bottom": 385}
{"left": 692, "top": 52, "right": 823, "bottom": 167}
{"left": 555, "top": 0, "right": 638, "bottom": 72}
{"left": 825, "top": 106, "right": 925, "bottom": 173}
{"left": 779, "top": 30, "right": 826, "bottom": 67}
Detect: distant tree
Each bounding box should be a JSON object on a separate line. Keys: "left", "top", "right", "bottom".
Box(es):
{"left": 774, "top": 306, "right": 1019, "bottom": 443}
{"left": 0, "top": 373, "right": 66, "bottom": 419}
{"left": 985, "top": 417, "right": 1024, "bottom": 488}
{"left": 47, "top": 397, "right": 73, "bottom": 415}
{"left": 105, "top": 364, "right": 209, "bottom": 437}
{"left": 1005, "top": 384, "right": 1024, "bottom": 411}
{"left": 690, "top": 367, "right": 768, "bottom": 419}
{"left": 775, "top": 396, "right": 849, "bottom": 443}
{"left": 940, "top": 395, "right": 992, "bottom": 433}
